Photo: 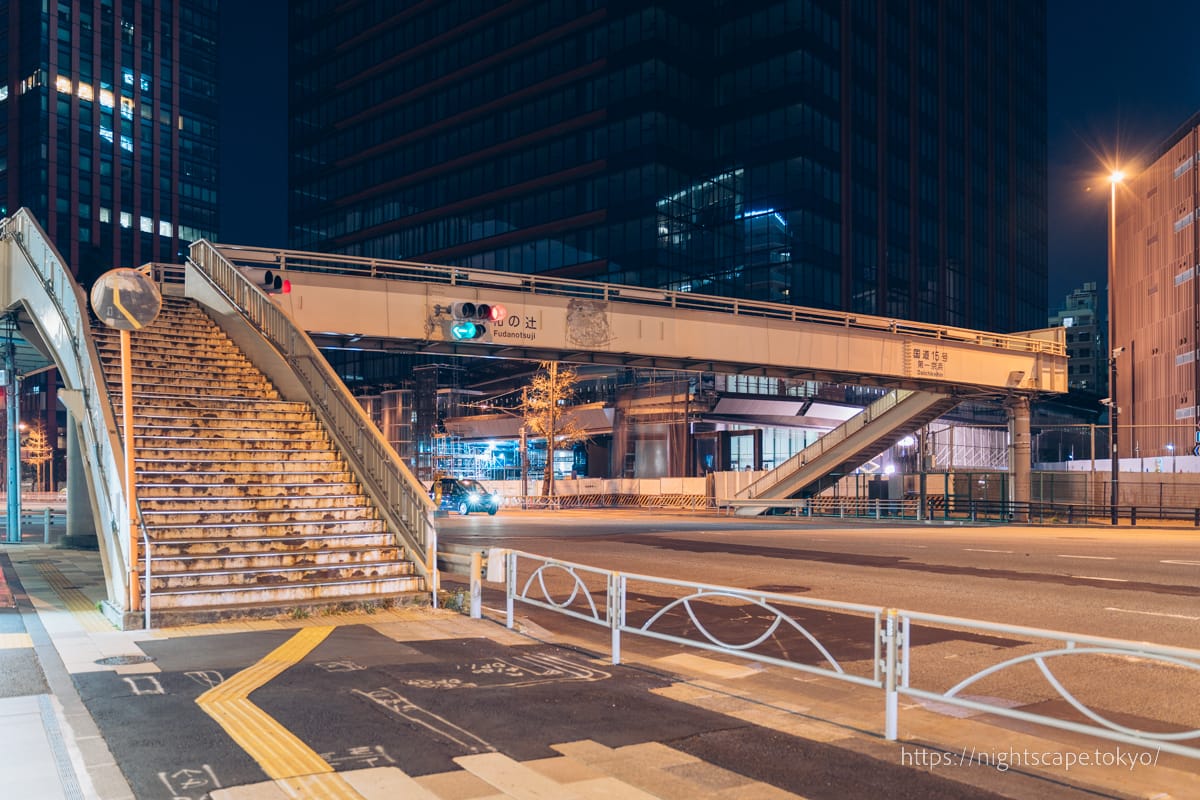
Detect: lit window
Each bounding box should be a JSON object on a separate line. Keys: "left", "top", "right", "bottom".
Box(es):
{"left": 99, "top": 89, "right": 114, "bottom": 108}
{"left": 99, "top": 207, "right": 111, "bottom": 223}
{"left": 140, "top": 74, "right": 151, "bottom": 92}
{"left": 99, "top": 126, "right": 114, "bottom": 143}
{"left": 122, "top": 69, "right": 133, "bottom": 86}
{"left": 119, "top": 212, "right": 132, "bottom": 228}
{"left": 120, "top": 135, "right": 133, "bottom": 152}
{"left": 77, "top": 82, "right": 94, "bottom": 102}
{"left": 55, "top": 75, "right": 72, "bottom": 94}
{"left": 158, "top": 220, "right": 173, "bottom": 237}
{"left": 0, "top": 85, "right": 8, "bottom": 102}
{"left": 140, "top": 216, "right": 153, "bottom": 233}
{"left": 120, "top": 96, "right": 134, "bottom": 119}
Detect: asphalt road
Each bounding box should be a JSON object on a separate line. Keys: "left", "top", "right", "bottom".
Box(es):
{"left": 439, "top": 510, "right": 1200, "bottom": 648}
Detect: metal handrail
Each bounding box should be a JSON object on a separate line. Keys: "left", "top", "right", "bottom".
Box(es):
{"left": 0, "top": 210, "right": 132, "bottom": 609}
{"left": 187, "top": 240, "right": 439, "bottom": 599}
{"left": 210, "top": 243, "right": 1065, "bottom": 357}
{"left": 738, "top": 389, "right": 914, "bottom": 499}
{"left": 502, "top": 549, "right": 1200, "bottom": 760}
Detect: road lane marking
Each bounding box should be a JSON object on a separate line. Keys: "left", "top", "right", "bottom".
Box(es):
{"left": 1072, "top": 576, "right": 1128, "bottom": 582}
{"left": 1161, "top": 560, "right": 1200, "bottom": 566}
{"left": 196, "top": 626, "right": 366, "bottom": 799}
{"left": 1057, "top": 554, "right": 1116, "bottom": 560}
{"left": 964, "top": 548, "right": 1013, "bottom": 554}
{"left": 1106, "top": 607, "right": 1200, "bottom": 620}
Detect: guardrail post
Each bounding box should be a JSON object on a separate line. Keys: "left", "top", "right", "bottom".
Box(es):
{"left": 1067, "top": 506, "right": 1073, "bottom": 524}
{"left": 1194, "top": 508, "right": 1199, "bottom": 527}
{"left": 874, "top": 499, "right": 881, "bottom": 520}
{"left": 884, "top": 608, "right": 899, "bottom": 740}
{"left": 608, "top": 571, "right": 623, "bottom": 665}
{"left": 505, "top": 551, "right": 516, "bottom": 629}
{"left": 1130, "top": 506, "right": 1137, "bottom": 527}
{"left": 43, "top": 507, "right": 51, "bottom": 543}
{"left": 970, "top": 501, "right": 976, "bottom": 522}
{"left": 469, "top": 551, "right": 482, "bottom": 619}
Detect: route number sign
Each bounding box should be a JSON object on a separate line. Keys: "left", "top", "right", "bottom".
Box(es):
{"left": 90, "top": 268, "right": 162, "bottom": 330}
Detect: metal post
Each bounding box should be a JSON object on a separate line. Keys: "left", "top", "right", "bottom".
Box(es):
{"left": 5, "top": 328, "right": 21, "bottom": 544}
{"left": 609, "top": 571, "right": 623, "bottom": 665}
{"left": 121, "top": 329, "right": 140, "bottom": 612}
{"left": 884, "top": 608, "right": 899, "bottom": 740}
{"left": 519, "top": 424, "right": 528, "bottom": 510}
{"left": 469, "top": 551, "right": 482, "bottom": 619}
{"left": 42, "top": 507, "right": 50, "bottom": 544}
{"left": 505, "top": 551, "right": 516, "bottom": 629}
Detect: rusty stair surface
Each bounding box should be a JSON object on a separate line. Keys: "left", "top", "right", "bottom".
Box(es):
{"left": 735, "top": 389, "right": 961, "bottom": 515}
{"left": 91, "top": 295, "right": 424, "bottom": 624}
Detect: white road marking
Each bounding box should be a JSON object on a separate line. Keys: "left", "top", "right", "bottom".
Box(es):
{"left": 1161, "top": 560, "right": 1200, "bottom": 566}
{"left": 1106, "top": 607, "right": 1200, "bottom": 621}
{"left": 1057, "top": 554, "right": 1116, "bottom": 560}
{"left": 904, "top": 544, "right": 929, "bottom": 549}
{"left": 1072, "top": 575, "right": 1127, "bottom": 582}
{"left": 964, "top": 548, "right": 1013, "bottom": 554}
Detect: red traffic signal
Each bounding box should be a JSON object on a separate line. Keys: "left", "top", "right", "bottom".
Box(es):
{"left": 261, "top": 270, "right": 291, "bottom": 295}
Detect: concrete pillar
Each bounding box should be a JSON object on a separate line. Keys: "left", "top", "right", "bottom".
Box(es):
{"left": 61, "top": 417, "right": 98, "bottom": 549}
{"left": 1006, "top": 396, "right": 1031, "bottom": 522}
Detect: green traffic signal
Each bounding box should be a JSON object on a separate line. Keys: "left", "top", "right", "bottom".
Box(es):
{"left": 450, "top": 321, "right": 486, "bottom": 340}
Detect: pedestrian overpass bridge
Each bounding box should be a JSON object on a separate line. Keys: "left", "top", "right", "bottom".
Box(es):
{"left": 0, "top": 208, "right": 1065, "bottom": 626}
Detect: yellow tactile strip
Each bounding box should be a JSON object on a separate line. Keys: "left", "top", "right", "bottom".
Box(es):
{"left": 197, "top": 626, "right": 366, "bottom": 800}
{"left": 34, "top": 562, "right": 113, "bottom": 632}
{"left": 0, "top": 632, "right": 33, "bottom": 649}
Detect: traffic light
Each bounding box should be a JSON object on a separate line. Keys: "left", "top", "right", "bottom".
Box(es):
{"left": 260, "top": 270, "right": 291, "bottom": 295}
{"left": 448, "top": 301, "right": 506, "bottom": 340}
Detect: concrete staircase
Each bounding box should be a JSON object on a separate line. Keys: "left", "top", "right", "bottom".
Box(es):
{"left": 91, "top": 296, "right": 423, "bottom": 623}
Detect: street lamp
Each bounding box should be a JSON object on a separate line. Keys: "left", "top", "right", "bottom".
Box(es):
{"left": 1107, "top": 169, "right": 1124, "bottom": 525}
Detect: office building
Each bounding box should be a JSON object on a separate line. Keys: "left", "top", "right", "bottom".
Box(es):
{"left": 1111, "top": 111, "right": 1200, "bottom": 453}
{"left": 0, "top": 0, "right": 220, "bottom": 282}
{"left": 288, "top": 0, "right": 1047, "bottom": 334}
{"left": 1048, "top": 281, "right": 1105, "bottom": 394}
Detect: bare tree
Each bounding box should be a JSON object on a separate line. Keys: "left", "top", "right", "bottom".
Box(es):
{"left": 24, "top": 422, "right": 53, "bottom": 491}
{"left": 521, "top": 361, "right": 588, "bottom": 498}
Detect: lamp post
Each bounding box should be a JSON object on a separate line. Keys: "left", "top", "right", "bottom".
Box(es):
{"left": 1108, "top": 169, "right": 1124, "bottom": 525}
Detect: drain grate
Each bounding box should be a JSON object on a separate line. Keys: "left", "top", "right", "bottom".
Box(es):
{"left": 95, "top": 655, "right": 155, "bottom": 666}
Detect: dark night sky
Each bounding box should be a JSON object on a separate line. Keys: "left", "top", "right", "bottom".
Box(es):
{"left": 217, "top": 2, "right": 1200, "bottom": 316}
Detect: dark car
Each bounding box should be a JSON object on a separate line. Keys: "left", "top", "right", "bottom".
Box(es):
{"left": 429, "top": 477, "right": 501, "bottom": 515}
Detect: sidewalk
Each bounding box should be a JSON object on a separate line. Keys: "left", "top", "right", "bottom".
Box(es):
{"left": 1, "top": 537, "right": 1195, "bottom": 800}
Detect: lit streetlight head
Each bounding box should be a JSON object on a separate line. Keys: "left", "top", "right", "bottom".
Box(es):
{"left": 1110, "top": 169, "right": 1125, "bottom": 184}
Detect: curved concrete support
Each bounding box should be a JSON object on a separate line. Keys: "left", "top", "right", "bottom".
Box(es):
{"left": 62, "top": 417, "right": 98, "bottom": 548}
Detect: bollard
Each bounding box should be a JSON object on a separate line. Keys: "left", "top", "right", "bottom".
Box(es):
{"left": 469, "top": 551, "right": 482, "bottom": 619}
{"left": 43, "top": 507, "right": 52, "bottom": 544}
{"left": 884, "top": 608, "right": 899, "bottom": 740}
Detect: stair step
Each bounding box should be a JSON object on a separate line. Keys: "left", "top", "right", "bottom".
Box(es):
{"left": 148, "top": 556, "right": 412, "bottom": 590}
{"left": 144, "top": 519, "right": 388, "bottom": 537}
{"left": 139, "top": 494, "right": 369, "bottom": 511}
{"left": 137, "top": 482, "right": 363, "bottom": 498}
{"left": 136, "top": 470, "right": 355, "bottom": 484}
{"left": 134, "top": 436, "right": 331, "bottom": 451}
{"left": 145, "top": 532, "right": 397, "bottom": 555}
{"left": 144, "top": 574, "right": 424, "bottom": 608}
{"left": 146, "top": 547, "right": 402, "bottom": 574}
{"left": 141, "top": 506, "right": 379, "bottom": 525}
{"left": 137, "top": 448, "right": 341, "bottom": 462}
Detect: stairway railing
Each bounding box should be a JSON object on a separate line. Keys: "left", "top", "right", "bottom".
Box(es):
{"left": 187, "top": 240, "right": 438, "bottom": 599}
{"left": 738, "top": 389, "right": 917, "bottom": 499}
{"left": 0, "top": 210, "right": 132, "bottom": 610}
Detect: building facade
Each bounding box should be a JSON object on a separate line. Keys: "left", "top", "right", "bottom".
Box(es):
{"left": 1048, "top": 281, "right": 1105, "bottom": 394}
{"left": 0, "top": 0, "right": 220, "bottom": 282}
{"left": 288, "top": 0, "right": 1047, "bottom": 334}
{"left": 1112, "top": 111, "right": 1200, "bottom": 456}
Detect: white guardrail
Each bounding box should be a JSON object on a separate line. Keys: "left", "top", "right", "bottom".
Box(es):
{"left": 489, "top": 550, "right": 1200, "bottom": 760}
